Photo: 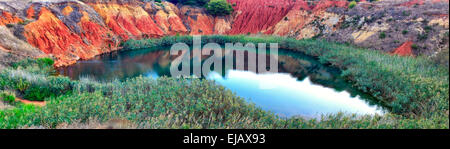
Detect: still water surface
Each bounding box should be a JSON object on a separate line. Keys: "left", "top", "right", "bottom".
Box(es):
{"left": 58, "top": 48, "right": 385, "bottom": 118}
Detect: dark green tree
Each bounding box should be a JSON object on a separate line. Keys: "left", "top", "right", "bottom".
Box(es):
{"left": 167, "top": 0, "right": 210, "bottom": 6}
{"left": 205, "top": 0, "right": 233, "bottom": 16}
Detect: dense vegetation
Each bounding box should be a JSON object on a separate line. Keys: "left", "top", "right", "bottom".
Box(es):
{"left": 205, "top": 0, "right": 234, "bottom": 16}
{"left": 0, "top": 58, "right": 72, "bottom": 101}
{"left": 0, "top": 35, "right": 448, "bottom": 129}
{"left": 348, "top": 1, "right": 357, "bottom": 9}
{"left": 166, "top": 0, "right": 234, "bottom": 16}
{"left": 167, "top": 0, "right": 210, "bottom": 6}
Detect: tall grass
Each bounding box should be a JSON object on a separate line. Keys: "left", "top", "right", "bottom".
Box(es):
{"left": 0, "top": 58, "right": 72, "bottom": 101}
{"left": 2, "top": 76, "right": 447, "bottom": 129}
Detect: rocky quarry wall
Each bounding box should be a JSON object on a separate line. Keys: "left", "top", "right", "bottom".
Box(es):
{"left": 0, "top": 0, "right": 448, "bottom": 67}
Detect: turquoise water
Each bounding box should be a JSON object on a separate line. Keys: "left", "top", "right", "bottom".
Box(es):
{"left": 58, "top": 48, "right": 385, "bottom": 118}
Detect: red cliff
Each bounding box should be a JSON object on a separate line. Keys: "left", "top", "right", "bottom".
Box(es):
{"left": 88, "top": 3, "right": 164, "bottom": 40}
{"left": 227, "top": 0, "right": 298, "bottom": 34}
{"left": 23, "top": 5, "right": 118, "bottom": 67}
{"left": 1, "top": 0, "right": 448, "bottom": 66}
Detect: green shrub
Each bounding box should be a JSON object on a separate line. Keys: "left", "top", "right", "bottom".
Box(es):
{"left": 18, "top": 20, "right": 30, "bottom": 26}
{"left": 0, "top": 91, "right": 15, "bottom": 103}
{"left": 205, "top": 0, "right": 233, "bottom": 16}
{"left": 19, "top": 76, "right": 73, "bottom": 101}
{"left": 418, "top": 33, "right": 428, "bottom": 41}
{"left": 15, "top": 78, "right": 31, "bottom": 93}
{"left": 168, "top": 0, "right": 209, "bottom": 6}
{"left": 402, "top": 30, "right": 408, "bottom": 35}
{"left": 0, "top": 58, "right": 73, "bottom": 101}
{"left": 348, "top": 1, "right": 357, "bottom": 9}
{"left": 424, "top": 26, "right": 433, "bottom": 32}
{"left": 23, "top": 86, "right": 52, "bottom": 101}
{"left": 402, "top": 11, "right": 410, "bottom": 16}
{"left": 5, "top": 24, "right": 14, "bottom": 28}
{"left": 36, "top": 58, "right": 54, "bottom": 66}
{"left": 379, "top": 32, "right": 386, "bottom": 39}
{"left": 48, "top": 76, "right": 73, "bottom": 95}
{"left": 411, "top": 44, "right": 419, "bottom": 50}
{"left": 10, "top": 58, "right": 55, "bottom": 75}
{"left": 0, "top": 104, "right": 38, "bottom": 129}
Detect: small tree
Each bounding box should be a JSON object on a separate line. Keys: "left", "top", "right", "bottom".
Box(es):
{"left": 348, "top": 1, "right": 357, "bottom": 9}
{"left": 168, "top": 0, "right": 209, "bottom": 6}
{"left": 205, "top": 0, "right": 234, "bottom": 16}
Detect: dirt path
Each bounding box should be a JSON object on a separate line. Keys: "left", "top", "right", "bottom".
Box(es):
{"left": 15, "top": 97, "right": 46, "bottom": 107}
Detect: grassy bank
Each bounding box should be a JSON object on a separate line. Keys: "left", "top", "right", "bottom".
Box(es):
{"left": 123, "top": 35, "right": 449, "bottom": 118}
{"left": 1, "top": 35, "right": 448, "bottom": 129}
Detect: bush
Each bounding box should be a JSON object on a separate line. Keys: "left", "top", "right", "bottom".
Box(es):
{"left": 379, "top": 32, "right": 386, "bottom": 39}
{"left": 11, "top": 58, "right": 55, "bottom": 75}
{"left": 411, "top": 44, "right": 419, "bottom": 50}
{"left": 5, "top": 24, "right": 14, "bottom": 28}
{"left": 348, "top": 1, "right": 357, "bottom": 9}
{"left": 0, "top": 104, "right": 38, "bottom": 129}
{"left": 402, "top": 30, "right": 408, "bottom": 35}
{"left": 417, "top": 33, "right": 428, "bottom": 41}
{"left": 168, "top": 0, "right": 209, "bottom": 6}
{"left": 23, "top": 85, "right": 52, "bottom": 101}
{"left": 0, "top": 58, "right": 73, "bottom": 101}
{"left": 19, "top": 76, "right": 73, "bottom": 101}
{"left": 205, "top": 0, "right": 234, "bottom": 16}
{"left": 36, "top": 58, "right": 54, "bottom": 66}
{"left": 0, "top": 91, "right": 15, "bottom": 103}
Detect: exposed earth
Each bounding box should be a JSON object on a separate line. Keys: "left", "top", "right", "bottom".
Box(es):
{"left": 0, "top": 0, "right": 449, "bottom": 67}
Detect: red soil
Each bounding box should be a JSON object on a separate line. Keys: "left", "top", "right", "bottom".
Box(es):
{"left": 26, "top": 6, "right": 35, "bottom": 19}
{"left": 392, "top": 41, "right": 414, "bottom": 56}
{"left": 15, "top": 97, "right": 46, "bottom": 107}
{"left": 399, "top": 0, "right": 425, "bottom": 7}
{"left": 226, "top": 0, "right": 347, "bottom": 35}
{"left": 226, "top": 0, "right": 300, "bottom": 34}
{"left": 23, "top": 7, "right": 116, "bottom": 66}
{"left": 312, "top": 0, "right": 348, "bottom": 11}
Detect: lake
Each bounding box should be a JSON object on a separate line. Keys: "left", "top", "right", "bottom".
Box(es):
{"left": 58, "top": 47, "right": 385, "bottom": 118}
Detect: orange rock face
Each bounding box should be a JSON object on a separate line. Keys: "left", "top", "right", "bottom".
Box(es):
{"left": 4, "top": 0, "right": 447, "bottom": 66}
{"left": 26, "top": 6, "right": 35, "bottom": 19}
{"left": 23, "top": 7, "right": 117, "bottom": 66}
{"left": 89, "top": 3, "right": 164, "bottom": 40}
{"left": 79, "top": 11, "right": 118, "bottom": 52}
{"left": 24, "top": 7, "right": 89, "bottom": 66}
{"left": 146, "top": 2, "right": 188, "bottom": 35}
{"left": 393, "top": 41, "right": 414, "bottom": 56}
{"left": 0, "top": 11, "right": 23, "bottom": 26}
{"left": 180, "top": 6, "right": 215, "bottom": 35}
{"left": 227, "top": 0, "right": 300, "bottom": 34}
